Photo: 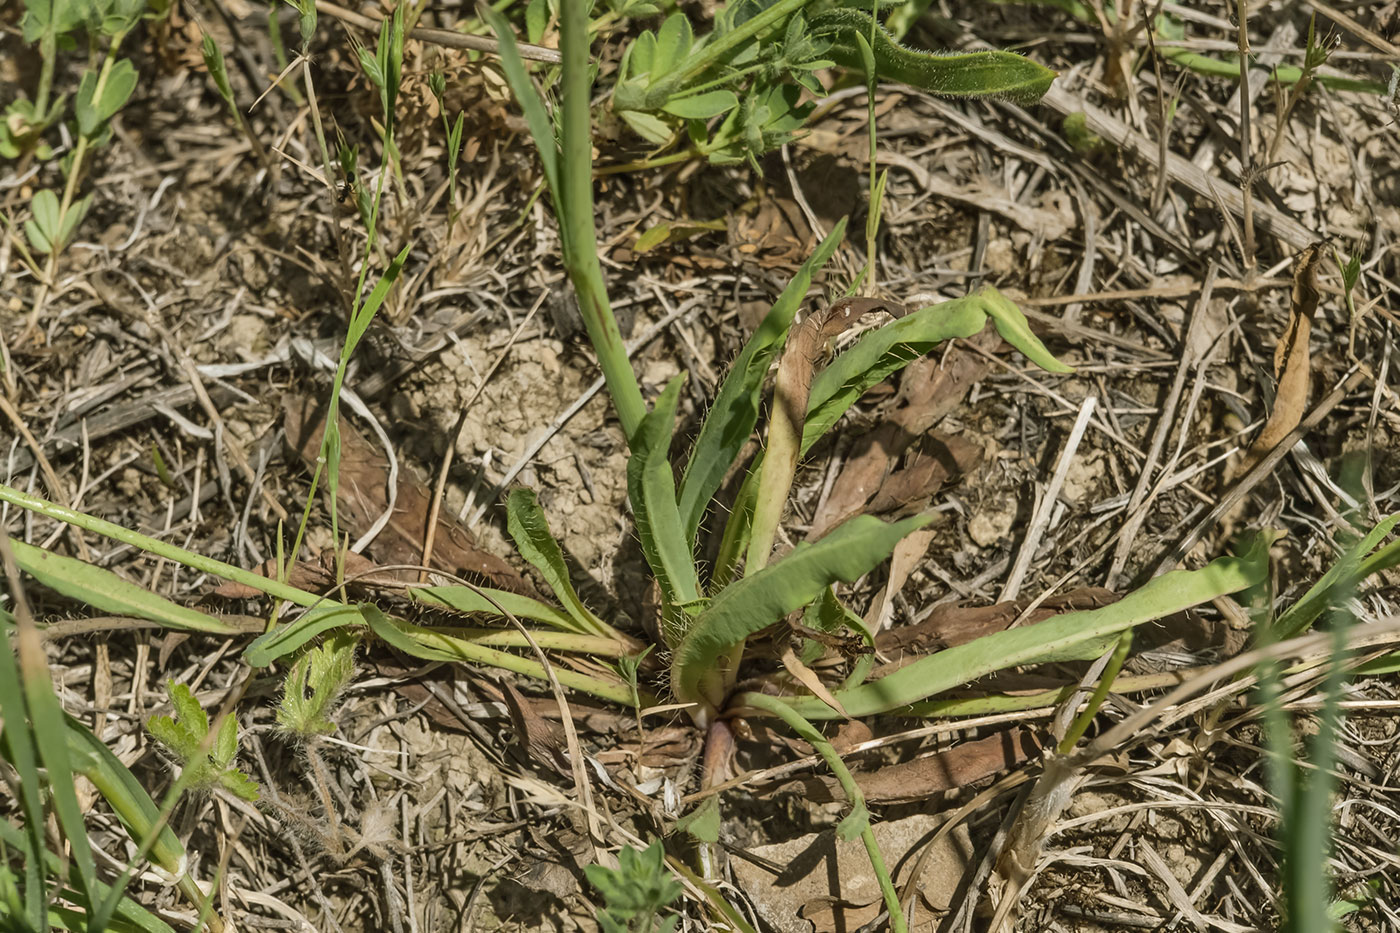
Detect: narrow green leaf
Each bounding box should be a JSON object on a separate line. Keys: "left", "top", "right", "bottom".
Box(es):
{"left": 627, "top": 375, "right": 701, "bottom": 609}
{"left": 812, "top": 9, "right": 1056, "bottom": 104}
{"left": 675, "top": 796, "right": 721, "bottom": 843}
{"left": 9, "top": 538, "right": 241, "bottom": 634}
{"left": 480, "top": 4, "right": 559, "bottom": 192}
{"left": 672, "top": 514, "right": 929, "bottom": 722}
{"left": 0, "top": 611, "right": 46, "bottom": 928}
{"left": 1272, "top": 514, "right": 1400, "bottom": 640}
{"left": 981, "top": 288, "right": 1074, "bottom": 374}
{"left": 64, "top": 712, "right": 188, "bottom": 876}
{"left": 802, "top": 295, "right": 990, "bottom": 454}
{"left": 243, "top": 604, "right": 362, "bottom": 667}
{"left": 0, "top": 818, "right": 178, "bottom": 933}
{"left": 787, "top": 534, "right": 1273, "bottom": 719}
{"left": 410, "top": 585, "right": 581, "bottom": 633}
{"left": 359, "top": 604, "right": 642, "bottom": 706}
{"left": 506, "top": 488, "right": 610, "bottom": 636}
{"left": 678, "top": 218, "right": 848, "bottom": 542}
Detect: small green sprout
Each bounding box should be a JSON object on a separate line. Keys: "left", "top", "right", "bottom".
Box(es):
{"left": 585, "top": 841, "right": 682, "bottom": 933}
{"left": 146, "top": 680, "right": 259, "bottom": 800}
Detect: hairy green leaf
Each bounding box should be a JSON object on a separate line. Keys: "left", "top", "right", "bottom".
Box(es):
{"left": 9, "top": 538, "right": 241, "bottom": 635}
{"left": 672, "top": 514, "right": 928, "bottom": 723}
{"left": 678, "top": 218, "right": 847, "bottom": 542}
{"left": 506, "top": 488, "right": 611, "bottom": 637}
{"left": 811, "top": 9, "right": 1056, "bottom": 103}
{"left": 786, "top": 534, "right": 1273, "bottom": 719}
{"left": 627, "top": 376, "right": 701, "bottom": 612}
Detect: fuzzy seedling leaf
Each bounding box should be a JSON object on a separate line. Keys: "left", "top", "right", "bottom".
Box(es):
{"left": 146, "top": 681, "right": 259, "bottom": 800}
{"left": 586, "top": 841, "right": 683, "bottom": 923}
{"left": 276, "top": 632, "right": 359, "bottom": 737}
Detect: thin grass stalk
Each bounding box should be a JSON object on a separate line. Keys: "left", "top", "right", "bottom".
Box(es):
{"left": 559, "top": 0, "right": 645, "bottom": 439}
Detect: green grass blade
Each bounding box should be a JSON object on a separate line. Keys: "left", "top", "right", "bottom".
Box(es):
{"left": 677, "top": 218, "right": 847, "bottom": 542}
{"left": 627, "top": 375, "right": 701, "bottom": 607}
{"left": 1272, "top": 514, "right": 1400, "bottom": 640}
{"left": 671, "top": 513, "right": 930, "bottom": 723}
{"left": 62, "top": 713, "right": 188, "bottom": 878}
{"left": 480, "top": 4, "right": 558, "bottom": 193}
{"left": 410, "top": 585, "right": 582, "bottom": 633}
{"left": 9, "top": 538, "right": 241, "bottom": 635}
{"left": 360, "top": 604, "right": 646, "bottom": 706}
{"left": 0, "top": 612, "right": 46, "bottom": 929}
{"left": 0, "top": 820, "right": 177, "bottom": 933}
{"left": 506, "top": 488, "right": 611, "bottom": 637}
{"left": 14, "top": 612, "right": 98, "bottom": 906}
{"left": 786, "top": 533, "right": 1273, "bottom": 720}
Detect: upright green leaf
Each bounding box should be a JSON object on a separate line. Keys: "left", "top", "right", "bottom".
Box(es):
{"left": 627, "top": 376, "right": 701, "bottom": 608}
{"left": 480, "top": 4, "right": 559, "bottom": 192}
{"left": 506, "top": 488, "right": 611, "bottom": 637}
{"left": 678, "top": 218, "right": 847, "bottom": 542}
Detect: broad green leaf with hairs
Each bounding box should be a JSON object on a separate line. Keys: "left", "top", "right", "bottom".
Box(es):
{"left": 8, "top": 537, "right": 241, "bottom": 635}
{"left": 785, "top": 533, "right": 1273, "bottom": 720}
{"left": 672, "top": 514, "right": 929, "bottom": 724}
{"left": 359, "top": 604, "right": 644, "bottom": 706}
{"left": 409, "top": 585, "right": 581, "bottom": 633}
{"left": 678, "top": 218, "right": 847, "bottom": 542}
{"left": 662, "top": 89, "right": 739, "bottom": 119}
{"left": 507, "top": 488, "right": 612, "bottom": 637}
{"left": 243, "top": 604, "right": 362, "bottom": 667}
{"left": 627, "top": 375, "right": 701, "bottom": 609}
{"left": 811, "top": 9, "right": 1056, "bottom": 103}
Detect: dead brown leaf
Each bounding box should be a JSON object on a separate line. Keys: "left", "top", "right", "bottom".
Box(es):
{"left": 809, "top": 328, "right": 999, "bottom": 539}
{"left": 765, "top": 728, "right": 1043, "bottom": 805}
{"left": 283, "top": 394, "right": 533, "bottom": 594}
{"left": 1237, "top": 242, "right": 1324, "bottom": 473}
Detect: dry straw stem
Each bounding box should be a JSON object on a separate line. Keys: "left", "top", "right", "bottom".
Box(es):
{"left": 315, "top": 0, "right": 561, "bottom": 63}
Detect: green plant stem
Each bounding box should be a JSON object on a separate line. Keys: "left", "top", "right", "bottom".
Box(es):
{"left": 1057, "top": 631, "right": 1131, "bottom": 753}
{"left": 737, "top": 691, "right": 908, "bottom": 933}
{"left": 0, "top": 483, "right": 331, "bottom": 609}
{"left": 659, "top": 0, "right": 811, "bottom": 103}
{"left": 25, "top": 35, "right": 126, "bottom": 333}
{"left": 559, "top": 0, "right": 645, "bottom": 439}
